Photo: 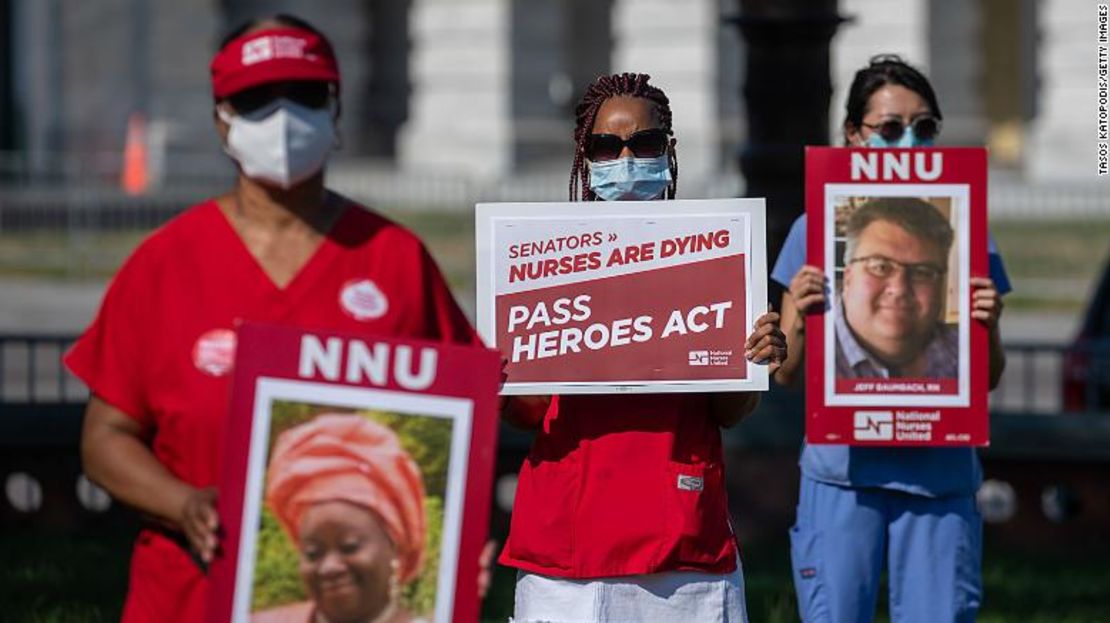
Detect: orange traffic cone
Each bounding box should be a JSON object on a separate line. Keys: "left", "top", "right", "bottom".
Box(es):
{"left": 121, "top": 112, "right": 149, "bottom": 195}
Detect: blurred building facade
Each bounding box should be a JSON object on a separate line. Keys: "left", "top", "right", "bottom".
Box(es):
{"left": 830, "top": 0, "right": 1086, "bottom": 182}
{"left": 0, "top": 0, "right": 1100, "bottom": 191}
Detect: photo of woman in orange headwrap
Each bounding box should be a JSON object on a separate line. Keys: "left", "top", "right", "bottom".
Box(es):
{"left": 251, "top": 409, "right": 449, "bottom": 623}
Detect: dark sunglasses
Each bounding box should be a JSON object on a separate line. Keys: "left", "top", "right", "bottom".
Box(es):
{"left": 227, "top": 81, "right": 331, "bottom": 115}
{"left": 861, "top": 115, "right": 941, "bottom": 143}
{"left": 586, "top": 128, "right": 669, "bottom": 161}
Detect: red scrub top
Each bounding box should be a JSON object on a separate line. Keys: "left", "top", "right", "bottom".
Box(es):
{"left": 64, "top": 199, "right": 476, "bottom": 623}
{"left": 499, "top": 393, "right": 738, "bottom": 579}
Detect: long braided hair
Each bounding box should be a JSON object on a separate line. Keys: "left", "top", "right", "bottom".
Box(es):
{"left": 569, "top": 73, "right": 678, "bottom": 201}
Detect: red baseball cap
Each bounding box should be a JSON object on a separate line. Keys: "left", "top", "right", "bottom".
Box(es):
{"left": 210, "top": 27, "right": 340, "bottom": 99}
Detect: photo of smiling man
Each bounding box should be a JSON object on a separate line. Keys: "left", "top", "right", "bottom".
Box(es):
{"left": 833, "top": 196, "right": 959, "bottom": 384}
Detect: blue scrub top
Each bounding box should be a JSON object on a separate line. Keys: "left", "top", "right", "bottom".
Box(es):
{"left": 771, "top": 214, "right": 1012, "bottom": 497}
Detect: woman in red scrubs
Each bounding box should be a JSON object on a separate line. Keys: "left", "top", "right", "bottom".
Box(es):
{"left": 499, "top": 73, "right": 785, "bottom": 623}
{"left": 65, "top": 15, "right": 474, "bottom": 622}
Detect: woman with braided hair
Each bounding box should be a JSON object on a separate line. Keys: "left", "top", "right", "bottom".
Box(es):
{"left": 497, "top": 72, "right": 784, "bottom": 623}
{"left": 566, "top": 72, "right": 679, "bottom": 202}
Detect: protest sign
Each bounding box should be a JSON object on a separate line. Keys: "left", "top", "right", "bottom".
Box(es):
{"left": 207, "top": 322, "right": 500, "bottom": 623}
{"left": 477, "top": 199, "right": 768, "bottom": 394}
{"left": 805, "top": 147, "right": 990, "bottom": 446}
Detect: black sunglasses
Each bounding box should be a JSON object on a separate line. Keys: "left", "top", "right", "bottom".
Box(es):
{"left": 861, "top": 115, "right": 941, "bottom": 143}
{"left": 586, "top": 128, "right": 669, "bottom": 162}
{"left": 227, "top": 81, "right": 331, "bottom": 115}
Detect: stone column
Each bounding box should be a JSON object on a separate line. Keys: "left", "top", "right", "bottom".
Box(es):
{"left": 611, "top": 0, "right": 718, "bottom": 186}
{"left": 12, "top": 0, "right": 67, "bottom": 170}
{"left": 363, "top": 0, "right": 412, "bottom": 158}
{"left": 149, "top": 0, "right": 221, "bottom": 153}
{"left": 928, "top": 0, "right": 987, "bottom": 145}
{"left": 399, "top": 0, "right": 513, "bottom": 177}
{"left": 1026, "top": 0, "right": 1100, "bottom": 181}
{"left": 509, "top": 0, "right": 572, "bottom": 170}
{"left": 829, "top": 0, "right": 928, "bottom": 141}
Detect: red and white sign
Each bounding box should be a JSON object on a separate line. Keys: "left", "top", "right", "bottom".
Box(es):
{"left": 805, "top": 147, "right": 990, "bottom": 446}
{"left": 206, "top": 322, "right": 500, "bottom": 623}
{"left": 476, "top": 199, "right": 768, "bottom": 394}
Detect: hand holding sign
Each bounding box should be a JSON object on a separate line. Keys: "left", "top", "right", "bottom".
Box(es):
{"left": 970, "top": 277, "right": 1002, "bottom": 329}
{"left": 789, "top": 265, "right": 829, "bottom": 317}
{"left": 745, "top": 311, "right": 787, "bottom": 374}
{"left": 180, "top": 486, "right": 219, "bottom": 565}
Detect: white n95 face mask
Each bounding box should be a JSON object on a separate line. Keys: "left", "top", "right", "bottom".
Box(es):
{"left": 218, "top": 98, "right": 336, "bottom": 189}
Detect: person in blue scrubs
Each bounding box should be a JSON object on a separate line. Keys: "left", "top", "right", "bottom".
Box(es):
{"left": 772, "top": 55, "right": 1009, "bottom": 623}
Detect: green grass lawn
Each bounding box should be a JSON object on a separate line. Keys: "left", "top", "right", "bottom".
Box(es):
{"left": 738, "top": 538, "right": 1110, "bottom": 623}
{"left": 1, "top": 525, "right": 133, "bottom": 623}
{"left": 991, "top": 220, "right": 1110, "bottom": 312}
{"left": 0, "top": 231, "right": 148, "bottom": 280}
{"left": 387, "top": 210, "right": 476, "bottom": 295}
{"left": 5, "top": 526, "right": 1108, "bottom": 622}
{"left": 0, "top": 209, "right": 478, "bottom": 293}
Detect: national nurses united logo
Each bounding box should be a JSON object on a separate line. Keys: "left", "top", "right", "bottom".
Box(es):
{"left": 853, "top": 410, "right": 894, "bottom": 441}
{"left": 192, "top": 329, "right": 237, "bottom": 377}
{"left": 688, "top": 350, "right": 710, "bottom": 366}
{"left": 688, "top": 349, "right": 733, "bottom": 366}
{"left": 340, "top": 279, "right": 389, "bottom": 321}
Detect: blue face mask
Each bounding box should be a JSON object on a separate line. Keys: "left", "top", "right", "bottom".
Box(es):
{"left": 588, "top": 155, "right": 672, "bottom": 201}
{"left": 865, "top": 126, "right": 934, "bottom": 148}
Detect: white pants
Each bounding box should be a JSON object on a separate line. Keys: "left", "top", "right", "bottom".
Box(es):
{"left": 511, "top": 559, "right": 749, "bottom": 623}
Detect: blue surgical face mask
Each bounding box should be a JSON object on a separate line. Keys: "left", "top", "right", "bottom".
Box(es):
{"left": 588, "top": 155, "right": 672, "bottom": 201}
{"left": 865, "top": 126, "right": 934, "bottom": 148}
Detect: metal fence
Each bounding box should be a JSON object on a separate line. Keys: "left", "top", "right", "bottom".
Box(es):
{"left": 0, "top": 334, "right": 86, "bottom": 404}
{"left": 3, "top": 333, "right": 1106, "bottom": 415}
{"left": 992, "top": 342, "right": 1110, "bottom": 414}
{"left": 2, "top": 335, "right": 1108, "bottom": 529}
{"left": 0, "top": 150, "right": 746, "bottom": 223}
{"left": 2, "top": 150, "right": 1108, "bottom": 230}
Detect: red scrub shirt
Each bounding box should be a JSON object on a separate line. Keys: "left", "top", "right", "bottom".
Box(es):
{"left": 64, "top": 199, "right": 476, "bottom": 623}
{"left": 499, "top": 393, "right": 738, "bottom": 579}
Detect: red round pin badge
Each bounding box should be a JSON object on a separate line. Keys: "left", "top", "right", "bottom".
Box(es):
{"left": 192, "top": 328, "right": 237, "bottom": 377}
{"left": 340, "top": 279, "right": 389, "bottom": 321}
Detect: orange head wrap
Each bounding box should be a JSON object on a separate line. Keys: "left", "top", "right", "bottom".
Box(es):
{"left": 265, "top": 414, "right": 426, "bottom": 583}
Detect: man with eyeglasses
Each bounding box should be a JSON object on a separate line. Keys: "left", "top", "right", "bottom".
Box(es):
{"left": 835, "top": 197, "right": 956, "bottom": 380}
